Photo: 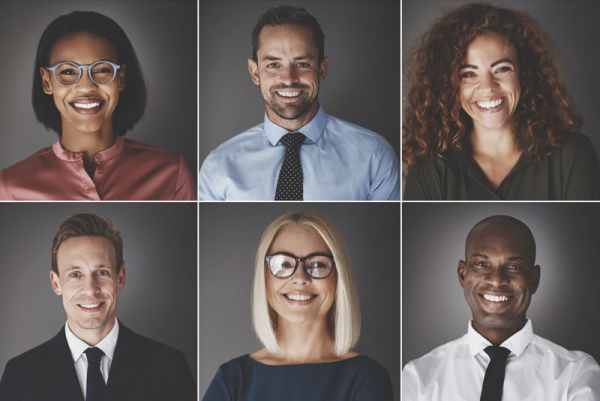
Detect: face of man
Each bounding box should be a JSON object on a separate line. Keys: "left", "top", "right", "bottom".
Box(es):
{"left": 457, "top": 220, "right": 540, "bottom": 342}
{"left": 248, "top": 24, "right": 328, "bottom": 131}
{"left": 50, "top": 235, "right": 125, "bottom": 344}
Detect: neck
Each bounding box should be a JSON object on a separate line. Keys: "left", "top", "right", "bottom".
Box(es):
{"left": 470, "top": 124, "right": 519, "bottom": 161}
{"left": 60, "top": 123, "right": 116, "bottom": 160}
{"left": 267, "top": 102, "right": 319, "bottom": 132}
{"left": 473, "top": 318, "right": 527, "bottom": 346}
{"left": 275, "top": 316, "right": 335, "bottom": 362}
{"left": 68, "top": 318, "right": 115, "bottom": 346}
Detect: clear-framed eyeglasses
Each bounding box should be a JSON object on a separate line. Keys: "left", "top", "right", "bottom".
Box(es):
{"left": 265, "top": 252, "right": 335, "bottom": 279}
{"left": 45, "top": 60, "right": 121, "bottom": 86}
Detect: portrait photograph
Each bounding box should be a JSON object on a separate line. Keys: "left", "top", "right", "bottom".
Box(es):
{"left": 0, "top": 203, "right": 197, "bottom": 400}
{"left": 199, "top": 202, "right": 400, "bottom": 400}
{"left": 0, "top": 0, "right": 197, "bottom": 200}
{"left": 402, "top": 0, "right": 600, "bottom": 200}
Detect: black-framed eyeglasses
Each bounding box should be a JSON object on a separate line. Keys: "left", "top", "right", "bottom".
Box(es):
{"left": 45, "top": 60, "right": 121, "bottom": 86}
{"left": 265, "top": 252, "right": 335, "bottom": 279}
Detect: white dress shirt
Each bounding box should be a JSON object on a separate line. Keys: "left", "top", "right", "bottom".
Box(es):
{"left": 402, "top": 320, "right": 600, "bottom": 401}
{"left": 65, "top": 319, "right": 119, "bottom": 399}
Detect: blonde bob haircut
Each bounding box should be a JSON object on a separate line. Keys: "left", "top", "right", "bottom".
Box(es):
{"left": 252, "top": 212, "right": 361, "bottom": 356}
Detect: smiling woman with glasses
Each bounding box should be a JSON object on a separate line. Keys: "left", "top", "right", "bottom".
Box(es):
{"left": 0, "top": 11, "right": 195, "bottom": 200}
{"left": 203, "top": 211, "right": 393, "bottom": 401}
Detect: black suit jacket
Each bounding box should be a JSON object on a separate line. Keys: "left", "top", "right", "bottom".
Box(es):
{"left": 0, "top": 323, "right": 196, "bottom": 401}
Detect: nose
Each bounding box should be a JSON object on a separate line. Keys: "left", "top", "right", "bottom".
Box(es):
{"left": 291, "top": 260, "right": 310, "bottom": 285}
{"left": 477, "top": 71, "right": 499, "bottom": 93}
{"left": 278, "top": 64, "right": 300, "bottom": 85}
{"left": 485, "top": 267, "right": 509, "bottom": 287}
{"left": 82, "top": 274, "right": 101, "bottom": 294}
{"left": 76, "top": 66, "right": 98, "bottom": 89}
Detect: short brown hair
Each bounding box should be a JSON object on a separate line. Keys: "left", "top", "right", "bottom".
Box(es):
{"left": 51, "top": 213, "right": 124, "bottom": 274}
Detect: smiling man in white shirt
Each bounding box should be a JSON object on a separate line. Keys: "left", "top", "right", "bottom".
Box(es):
{"left": 402, "top": 215, "right": 600, "bottom": 401}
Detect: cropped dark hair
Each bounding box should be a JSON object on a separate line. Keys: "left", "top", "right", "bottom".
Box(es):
{"left": 51, "top": 213, "right": 124, "bottom": 274}
{"left": 252, "top": 5, "right": 325, "bottom": 62}
{"left": 403, "top": 3, "right": 580, "bottom": 166}
{"left": 33, "top": 11, "right": 146, "bottom": 136}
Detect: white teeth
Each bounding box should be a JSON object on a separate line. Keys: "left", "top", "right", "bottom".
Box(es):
{"left": 476, "top": 98, "right": 503, "bottom": 109}
{"left": 276, "top": 90, "right": 301, "bottom": 98}
{"left": 73, "top": 102, "right": 101, "bottom": 109}
{"left": 483, "top": 294, "right": 509, "bottom": 302}
{"left": 79, "top": 303, "right": 100, "bottom": 308}
{"left": 286, "top": 293, "right": 313, "bottom": 301}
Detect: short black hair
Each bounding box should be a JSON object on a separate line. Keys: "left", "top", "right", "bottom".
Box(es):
{"left": 252, "top": 5, "right": 325, "bottom": 62}
{"left": 32, "top": 11, "right": 146, "bottom": 136}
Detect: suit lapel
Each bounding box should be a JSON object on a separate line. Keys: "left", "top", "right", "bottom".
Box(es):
{"left": 48, "top": 329, "right": 85, "bottom": 401}
{"left": 106, "top": 323, "right": 142, "bottom": 399}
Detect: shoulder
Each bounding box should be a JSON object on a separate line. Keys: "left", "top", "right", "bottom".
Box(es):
{"left": 403, "top": 336, "right": 465, "bottom": 375}
{"left": 1, "top": 147, "right": 54, "bottom": 177}
{"left": 530, "top": 334, "right": 599, "bottom": 366}
{"left": 122, "top": 139, "right": 185, "bottom": 165}
{"left": 118, "top": 325, "right": 187, "bottom": 366}
{"left": 2, "top": 333, "right": 60, "bottom": 373}
{"left": 324, "top": 114, "right": 394, "bottom": 153}
{"left": 404, "top": 154, "right": 455, "bottom": 200}
{"left": 203, "top": 124, "right": 266, "bottom": 163}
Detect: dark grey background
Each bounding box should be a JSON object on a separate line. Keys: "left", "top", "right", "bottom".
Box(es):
{"left": 402, "top": 0, "right": 600, "bottom": 156}
{"left": 0, "top": 0, "right": 197, "bottom": 178}
{"left": 199, "top": 0, "right": 400, "bottom": 164}
{"left": 200, "top": 203, "right": 400, "bottom": 400}
{"left": 402, "top": 203, "right": 600, "bottom": 366}
{"left": 0, "top": 203, "right": 197, "bottom": 378}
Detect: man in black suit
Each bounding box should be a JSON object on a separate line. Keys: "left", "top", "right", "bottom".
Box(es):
{"left": 0, "top": 213, "right": 195, "bottom": 401}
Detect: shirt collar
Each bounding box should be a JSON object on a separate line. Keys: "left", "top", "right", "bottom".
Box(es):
{"left": 65, "top": 318, "right": 120, "bottom": 363}
{"left": 263, "top": 106, "right": 328, "bottom": 146}
{"left": 466, "top": 319, "right": 534, "bottom": 358}
{"left": 52, "top": 136, "right": 125, "bottom": 163}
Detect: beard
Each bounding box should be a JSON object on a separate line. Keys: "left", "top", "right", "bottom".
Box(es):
{"left": 264, "top": 84, "right": 318, "bottom": 121}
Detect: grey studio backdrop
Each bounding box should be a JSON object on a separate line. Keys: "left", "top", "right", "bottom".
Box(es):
{"left": 402, "top": 203, "right": 600, "bottom": 366}
{"left": 199, "top": 203, "right": 400, "bottom": 400}
{"left": 0, "top": 0, "right": 197, "bottom": 178}
{"left": 402, "top": 0, "right": 600, "bottom": 157}
{"left": 0, "top": 203, "right": 197, "bottom": 378}
{"left": 199, "top": 0, "right": 400, "bottom": 164}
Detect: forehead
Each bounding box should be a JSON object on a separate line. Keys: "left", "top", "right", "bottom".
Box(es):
{"left": 257, "top": 24, "right": 318, "bottom": 58}
{"left": 56, "top": 235, "right": 116, "bottom": 269}
{"left": 49, "top": 31, "right": 118, "bottom": 64}
{"left": 269, "top": 223, "right": 330, "bottom": 255}
{"left": 464, "top": 32, "right": 517, "bottom": 65}
{"left": 467, "top": 225, "right": 532, "bottom": 260}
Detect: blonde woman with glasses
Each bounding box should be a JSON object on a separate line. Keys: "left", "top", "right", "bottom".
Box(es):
{"left": 203, "top": 212, "right": 393, "bottom": 401}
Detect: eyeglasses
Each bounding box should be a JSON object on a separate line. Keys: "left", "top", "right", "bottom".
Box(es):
{"left": 45, "top": 60, "right": 121, "bottom": 86}
{"left": 265, "top": 252, "right": 335, "bottom": 279}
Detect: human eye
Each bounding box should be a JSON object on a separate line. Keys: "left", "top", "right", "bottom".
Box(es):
{"left": 505, "top": 263, "right": 523, "bottom": 273}
{"left": 296, "top": 61, "right": 312, "bottom": 69}
{"left": 494, "top": 64, "right": 514, "bottom": 74}
{"left": 471, "top": 260, "right": 489, "bottom": 271}
{"left": 68, "top": 270, "right": 83, "bottom": 279}
{"left": 98, "top": 269, "right": 112, "bottom": 277}
{"left": 60, "top": 67, "right": 79, "bottom": 76}
{"left": 266, "top": 62, "right": 281, "bottom": 69}
{"left": 459, "top": 70, "right": 477, "bottom": 81}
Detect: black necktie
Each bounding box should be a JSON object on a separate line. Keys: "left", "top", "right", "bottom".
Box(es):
{"left": 275, "top": 132, "right": 305, "bottom": 200}
{"left": 480, "top": 346, "right": 510, "bottom": 401}
{"left": 85, "top": 347, "right": 107, "bottom": 401}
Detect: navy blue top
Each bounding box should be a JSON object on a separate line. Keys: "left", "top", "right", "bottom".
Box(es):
{"left": 203, "top": 354, "right": 393, "bottom": 401}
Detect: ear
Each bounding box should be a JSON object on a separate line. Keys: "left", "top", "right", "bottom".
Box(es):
{"left": 40, "top": 67, "right": 53, "bottom": 95}
{"left": 50, "top": 270, "right": 62, "bottom": 296}
{"left": 117, "top": 264, "right": 127, "bottom": 289}
{"left": 248, "top": 58, "right": 260, "bottom": 86}
{"left": 118, "top": 64, "right": 127, "bottom": 92}
{"left": 530, "top": 264, "right": 541, "bottom": 294}
{"left": 457, "top": 260, "right": 467, "bottom": 288}
{"left": 319, "top": 57, "right": 328, "bottom": 80}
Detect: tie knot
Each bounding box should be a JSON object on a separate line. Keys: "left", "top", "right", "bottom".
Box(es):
{"left": 484, "top": 345, "right": 510, "bottom": 361}
{"left": 85, "top": 347, "right": 105, "bottom": 365}
{"left": 279, "top": 132, "right": 305, "bottom": 148}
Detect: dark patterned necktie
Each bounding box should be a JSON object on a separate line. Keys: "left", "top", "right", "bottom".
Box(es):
{"left": 85, "top": 347, "right": 107, "bottom": 401}
{"left": 275, "top": 132, "right": 305, "bottom": 200}
{"left": 480, "top": 346, "right": 510, "bottom": 401}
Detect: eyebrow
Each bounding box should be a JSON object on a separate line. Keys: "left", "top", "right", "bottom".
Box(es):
{"left": 459, "top": 58, "right": 515, "bottom": 70}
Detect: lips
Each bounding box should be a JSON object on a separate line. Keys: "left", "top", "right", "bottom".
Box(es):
{"left": 77, "top": 302, "right": 105, "bottom": 312}
{"left": 282, "top": 291, "right": 317, "bottom": 305}
{"left": 475, "top": 97, "right": 504, "bottom": 112}
{"left": 69, "top": 97, "right": 105, "bottom": 114}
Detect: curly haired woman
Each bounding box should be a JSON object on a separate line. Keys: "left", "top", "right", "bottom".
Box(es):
{"left": 403, "top": 3, "right": 600, "bottom": 200}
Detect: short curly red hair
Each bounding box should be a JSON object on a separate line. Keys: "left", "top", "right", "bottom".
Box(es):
{"left": 403, "top": 3, "right": 580, "bottom": 166}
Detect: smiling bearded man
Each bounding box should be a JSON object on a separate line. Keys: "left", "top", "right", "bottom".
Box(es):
{"left": 402, "top": 215, "right": 600, "bottom": 401}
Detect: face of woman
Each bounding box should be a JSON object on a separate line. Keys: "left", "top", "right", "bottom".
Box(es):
{"left": 266, "top": 223, "right": 337, "bottom": 326}
{"left": 40, "top": 32, "right": 125, "bottom": 136}
{"left": 458, "top": 33, "right": 520, "bottom": 133}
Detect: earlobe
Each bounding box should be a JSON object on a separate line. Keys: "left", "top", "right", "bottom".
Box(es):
{"left": 531, "top": 265, "right": 541, "bottom": 294}
{"left": 118, "top": 64, "right": 127, "bottom": 92}
{"left": 50, "top": 271, "right": 62, "bottom": 296}
{"left": 40, "top": 68, "right": 53, "bottom": 95}
{"left": 319, "top": 57, "right": 329, "bottom": 79}
{"left": 118, "top": 265, "right": 127, "bottom": 288}
{"left": 248, "top": 59, "right": 260, "bottom": 86}
{"left": 457, "top": 261, "right": 466, "bottom": 287}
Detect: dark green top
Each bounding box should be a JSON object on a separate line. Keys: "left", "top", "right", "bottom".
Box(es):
{"left": 404, "top": 133, "right": 600, "bottom": 200}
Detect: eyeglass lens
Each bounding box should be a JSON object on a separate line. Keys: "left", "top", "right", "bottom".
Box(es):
{"left": 54, "top": 62, "right": 116, "bottom": 85}
{"left": 268, "top": 254, "right": 333, "bottom": 279}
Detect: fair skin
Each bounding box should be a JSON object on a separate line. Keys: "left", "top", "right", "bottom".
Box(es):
{"left": 248, "top": 24, "right": 328, "bottom": 131}
{"left": 40, "top": 32, "right": 126, "bottom": 167}
{"left": 459, "top": 33, "right": 522, "bottom": 188}
{"left": 50, "top": 236, "right": 126, "bottom": 346}
{"left": 252, "top": 223, "right": 357, "bottom": 365}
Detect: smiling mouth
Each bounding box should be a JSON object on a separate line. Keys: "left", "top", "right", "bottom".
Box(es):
{"left": 480, "top": 293, "right": 511, "bottom": 303}
{"left": 274, "top": 88, "right": 304, "bottom": 100}
{"left": 69, "top": 98, "right": 105, "bottom": 114}
{"left": 77, "top": 302, "right": 105, "bottom": 312}
{"left": 475, "top": 98, "right": 504, "bottom": 112}
{"left": 283, "top": 292, "right": 317, "bottom": 305}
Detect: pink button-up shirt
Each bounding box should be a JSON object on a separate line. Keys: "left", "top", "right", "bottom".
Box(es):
{"left": 0, "top": 137, "right": 195, "bottom": 200}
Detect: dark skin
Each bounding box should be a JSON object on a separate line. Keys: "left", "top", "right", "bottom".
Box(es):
{"left": 457, "top": 216, "right": 540, "bottom": 345}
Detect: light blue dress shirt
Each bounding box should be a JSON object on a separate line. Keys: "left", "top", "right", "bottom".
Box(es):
{"left": 199, "top": 108, "right": 400, "bottom": 200}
